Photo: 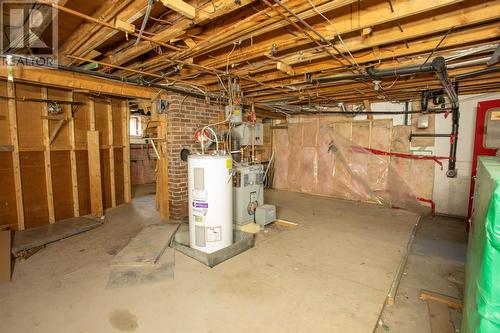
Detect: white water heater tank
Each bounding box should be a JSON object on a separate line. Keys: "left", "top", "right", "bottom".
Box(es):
{"left": 188, "top": 154, "right": 233, "bottom": 253}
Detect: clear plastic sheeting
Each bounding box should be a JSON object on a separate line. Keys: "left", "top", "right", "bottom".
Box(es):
{"left": 273, "top": 120, "right": 429, "bottom": 215}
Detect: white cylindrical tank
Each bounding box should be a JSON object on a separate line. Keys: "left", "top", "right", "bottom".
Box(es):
{"left": 188, "top": 154, "right": 233, "bottom": 253}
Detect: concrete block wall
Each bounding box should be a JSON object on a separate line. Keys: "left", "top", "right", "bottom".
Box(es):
{"left": 166, "top": 93, "right": 223, "bottom": 221}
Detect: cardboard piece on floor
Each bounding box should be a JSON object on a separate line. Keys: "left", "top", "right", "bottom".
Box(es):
{"left": 111, "top": 224, "right": 180, "bottom": 267}
{"left": 426, "top": 299, "right": 453, "bottom": 333}
{"left": 12, "top": 216, "right": 103, "bottom": 258}
{"left": 107, "top": 247, "right": 175, "bottom": 289}
{"left": 0, "top": 226, "right": 11, "bottom": 283}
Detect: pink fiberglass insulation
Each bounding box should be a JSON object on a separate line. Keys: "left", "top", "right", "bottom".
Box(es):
{"left": 273, "top": 129, "right": 289, "bottom": 189}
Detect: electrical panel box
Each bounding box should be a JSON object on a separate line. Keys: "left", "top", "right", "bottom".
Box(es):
{"left": 232, "top": 164, "right": 264, "bottom": 225}
{"left": 255, "top": 205, "right": 276, "bottom": 226}
{"left": 232, "top": 123, "right": 264, "bottom": 146}
{"left": 485, "top": 108, "right": 500, "bottom": 148}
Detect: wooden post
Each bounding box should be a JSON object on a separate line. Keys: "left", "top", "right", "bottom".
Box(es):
{"left": 364, "top": 100, "right": 373, "bottom": 120}
{"left": 107, "top": 100, "right": 116, "bottom": 208}
{"left": 68, "top": 91, "right": 79, "bottom": 216}
{"left": 7, "top": 80, "right": 25, "bottom": 230}
{"left": 88, "top": 96, "right": 95, "bottom": 131}
{"left": 41, "top": 87, "right": 55, "bottom": 223}
{"left": 158, "top": 114, "right": 169, "bottom": 221}
{"left": 87, "top": 130, "right": 103, "bottom": 217}
{"left": 121, "top": 100, "right": 131, "bottom": 203}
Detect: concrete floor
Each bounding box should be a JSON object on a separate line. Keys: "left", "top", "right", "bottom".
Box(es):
{"left": 0, "top": 187, "right": 463, "bottom": 333}
{"left": 376, "top": 215, "right": 467, "bottom": 332}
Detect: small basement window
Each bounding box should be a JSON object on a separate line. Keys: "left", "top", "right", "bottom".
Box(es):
{"left": 130, "top": 116, "right": 143, "bottom": 137}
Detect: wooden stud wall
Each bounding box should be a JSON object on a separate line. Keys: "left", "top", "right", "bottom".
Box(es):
{"left": 0, "top": 80, "right": 133, "bottom": 230}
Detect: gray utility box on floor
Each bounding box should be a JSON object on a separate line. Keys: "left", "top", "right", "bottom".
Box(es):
{"left": 255, "top": 205, "right": 276, "bottom": 226}
{"left": 232, "top": 164, "right": 264, "bottom": 225}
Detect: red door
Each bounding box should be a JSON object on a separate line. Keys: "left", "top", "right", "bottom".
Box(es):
{"left": 467, "top": 99, "right": 500, "bottom": 220}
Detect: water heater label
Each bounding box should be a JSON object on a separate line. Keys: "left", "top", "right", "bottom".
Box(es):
{"left": 193, "top": 201, "right": 208, "bottom": 208}
{"left": 206, "top": 227, "right": 222, "bottom": 242}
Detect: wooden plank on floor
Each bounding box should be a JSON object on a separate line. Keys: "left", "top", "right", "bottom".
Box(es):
{"left": 87, "top": 130, "right": 103, "bottom": 217}
{"left": 426, "top": 299, "right": 453, "bottom": 333}
{"left": 420, "top": 290, "right": 462, "bottom": 309}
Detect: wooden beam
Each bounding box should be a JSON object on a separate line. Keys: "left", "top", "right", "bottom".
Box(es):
{"left": 7, "top": 81, "right": 25, "bottom": 230}
{"left": 198, "top": 0, "right": 496, "bottom": 73}
{"left": 97, "top": 0, "right": 255, "bottom": 69}
{"left": 122, "top": 100, "right": 131, "bottom": 203}
{"left": 0, "top": 66, "right": 156, "bottom": 99}
{"left": 107, "top": 101, "right": 116, "bottom": 208}
{"left": 115, "top": 19, "right": 135, "bottom": 34}
{"left": 277, "top": 61, "right": 295, "bottom": 76}
{"left": 68, "top": 91, "right": 80, "bottom": 217}
{"left": 420, "top": 290, "right": 463, "bottom": 309}
{"left": 58, "top": 0, "right": 137, "bottom": 65}
{"left": 87, "top": 131, "right": 103, "bottom": 217}
{"left": 160, "top": 0, "right": 196, "bottom": 19}
{"left": 41, "top": 87, "right": 55, "bottom": 224}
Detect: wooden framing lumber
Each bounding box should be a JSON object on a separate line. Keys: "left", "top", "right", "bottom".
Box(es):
{"left": 68, "top": 91, "right": 80, "bottom": 217}
{"left": 121, "top": 100, "right": 131, "bottom": 203}
{"left": 107, "top": 101, "right": 116, "bottom": 208}
{"left": 41, "top": 87, "right": 55, "bottom": 223}
{"left": 7, "top": 80, "right": 25, "bottom": 230}
{"left": 0, "top": 66, "right": 156, "bottom": 99}
{"left": 87, "top": 130, "right": 103, "bottom": 217}
{"left": 160, "top": 0, "right": 196, "bottom": 19}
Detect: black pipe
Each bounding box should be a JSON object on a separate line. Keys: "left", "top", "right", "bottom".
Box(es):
{"left": 278, "top": 109, "right": 451, "bottom": 115}
{"left": 456, "top": 66, "right": 500, "bottom": 80}
{"left": 366, "top": 62, "right": 434, "bottom": 77}
{"left": 404, "top": 101, "right": 409, "bottom": 125}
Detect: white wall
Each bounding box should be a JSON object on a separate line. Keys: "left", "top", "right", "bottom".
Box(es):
{"left": 432, "top": 93, "right": 500, "bottom": 216}
{"left": 357, "top": 95, "right": 500, "bottom": 217}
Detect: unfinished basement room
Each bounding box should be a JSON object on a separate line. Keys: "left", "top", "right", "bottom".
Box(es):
{"left": 1, "top": 0, "right": 500, "bottom": 332}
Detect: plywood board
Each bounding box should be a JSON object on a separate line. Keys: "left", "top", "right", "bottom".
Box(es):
{"left": 94, "top": 99, "right": 109, "bottom": 147}
{"left": 111, "top": 98, "right": 123, "bottom": 146}
{"left": 0, "top": 82, "right": 10, "bottom": 145}
{"left": 0, "top": 152, "right": 17, "bottom": 229}
{"left": 16, "top": 83, "right": 43, "bottom": 150}
{"left": 51, "top": 151, "right": 74, "bottom": 221}
{"left": 73, "top": 93, "right": 90, "bottom": 149}
{"left": 76, "top": 150, "right": 91, "bottom": 216}
{"left": 100, "top": 149, "right": 112, "bottom": 209}
{"left": 48, "top": 88, "right": 71, "bottom": 150}
{"left": 19, "top": 151, "right": 49, "bottom": 228}
{"left": 114, "top": 148, "right": 124, "bottom": 206}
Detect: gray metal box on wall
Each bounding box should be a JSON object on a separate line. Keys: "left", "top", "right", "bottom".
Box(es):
{"left": 255, "top": 205, "right": 276, "bottom": 226}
